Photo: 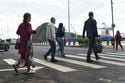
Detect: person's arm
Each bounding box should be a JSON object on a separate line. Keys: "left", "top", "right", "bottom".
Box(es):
{"left": 94, "top": 20, "right": 98, "bottom": 37}
{"left": 50, "top": 25, "right": 56, "bottom": 41}
{"left": 16, "top": 24, "right": 21, "bottom": 35}
{"left": 82, "top": 22, "right": 86, "bottom": 38}
{"left": 27, "top": 23, "right": 36, "bottom": 34}
{"left": 62, "top": 27, "right": 65, "bottom": 36}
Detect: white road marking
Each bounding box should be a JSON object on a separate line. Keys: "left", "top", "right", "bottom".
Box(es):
{"left": 105, "top": 52, "right": 125, "bottom": 56}
{"left": 48, "top": 56, "right": 106, "bottom": 69}
{"left": 34, "top": 58, "right": 77, "bottom": 72}
{"left": 3, "top": 59, "right": 16, "bottom": 65}
{"left": 78, "top": 54, "right": 125, "bottom": 62}
{"left": 99, "top": 78, "right": 112, "bottom": 82}
{"left": 3, "top": 59, "right": 44, "bottom": 72}
{"left": 0, "top": 66, "right": 44, "bottom": 72}
{"left": 67, "top": 54, "right": 125, "bottom": 66}
{"left": 100, "top": 53, "right": 125, "bottom": 58}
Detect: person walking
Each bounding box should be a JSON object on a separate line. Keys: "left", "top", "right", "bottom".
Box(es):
{"left": 115, "top": 30, "right": 123, "bottom": 50}
{"left": 82, "top": 11, "right": 100, "bottom": 63}
{"left": 56, "top": 23, "right": 65, "bottom": 57}
{"left": 13, "top": 13, "right": 36, "bottom": 73}
{"left": 43, "top": 17, "right": 58, "bottom": 63}
{"left": 111, "top": 37, "right": 115, "bottom": 49}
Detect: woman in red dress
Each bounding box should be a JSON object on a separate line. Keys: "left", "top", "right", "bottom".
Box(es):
{"left": 13, "top": 13, "right": 36, "bottom": 73}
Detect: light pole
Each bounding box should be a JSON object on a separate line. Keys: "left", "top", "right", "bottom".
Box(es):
{"left": 111, "top": 0, "right": 115, "bottom": 37}
{"left": 68, "top": 0, "right": 71, "bottom": 45}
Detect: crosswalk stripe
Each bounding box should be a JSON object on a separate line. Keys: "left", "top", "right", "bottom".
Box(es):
{"left": 105, "top": 52, "right": 125, "bottom": 56}
{"left": 3, "top": 51, "right": 125, "bottom": 72}
{"left": 0, "top": 66, "right": 44, "bottom": 72}
{"left": 48, "top": 56, "right": 106, "bottom": 69}
{"left": 3, "top": 59, "right": 44, "bottom": 72}
{"left": 78, "top": 54, "right": 125, "bottom": 62}
{"left": 3, "top": 59, "right": 16, "bottom": 65}
{"left": 99, "top": 53, "right": 125, "bottom": 58}
{"left": 34, "top": 58, "right": 77, "bottom": 72}
{"left": 66, "top": 54, "right": 125, "bottom": 66}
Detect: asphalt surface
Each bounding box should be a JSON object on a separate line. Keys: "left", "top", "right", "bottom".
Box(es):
{"left": 0, "top": 45, "right": 125, "bottom": 83}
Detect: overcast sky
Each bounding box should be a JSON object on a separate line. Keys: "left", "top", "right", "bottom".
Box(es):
{"left": 0, "top": 0, "right": 125, "bottom": 39}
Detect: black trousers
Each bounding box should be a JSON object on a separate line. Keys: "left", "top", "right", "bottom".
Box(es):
{"left": 116, "top": 41, "right": 123, "bottom": 50}
{"left": 44, "top": 39, "right": 56, "bottom": 60}
{"left": 87, "top": 37, "right": 98, "bottom": 60}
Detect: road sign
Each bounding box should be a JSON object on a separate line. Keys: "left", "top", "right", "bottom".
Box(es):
{"left": 112, "top": 24, "right": 115, "bottom": 28}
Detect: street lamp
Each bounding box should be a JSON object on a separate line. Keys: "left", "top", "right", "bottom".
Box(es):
{"left": 111, "top": 0, "right": 115, "bottom": 37}
{"left": 68, "top": 0, "right": 71, "bottom": 45}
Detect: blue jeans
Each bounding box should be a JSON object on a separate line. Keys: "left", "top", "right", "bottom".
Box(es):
{"left": 56, "top": 37, "right": 64, "bottom": 55}
{"left": 44, "top": 39, "right": 56, "bottom": 60}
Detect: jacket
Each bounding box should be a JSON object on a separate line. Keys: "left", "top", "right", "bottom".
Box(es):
{"left": 56, "top": 27, "right": 65, "bottom": 38}
{"left": 46, "top": 23, "right": 56, "bottom": 41}
{"left": 82, "top": 18, "right": 98, "bottom": 39}
{"left": 115, "top": 33, "right": 121, "bottom": 41}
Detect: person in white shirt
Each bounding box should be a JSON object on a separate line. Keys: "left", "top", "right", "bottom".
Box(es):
{"left": 43, "top": 17, "right": 58, "bottom": 63}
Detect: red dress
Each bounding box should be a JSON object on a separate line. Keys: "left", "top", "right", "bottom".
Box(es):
{"left": 16, "top": 22, "right": 34, "bottom": 67}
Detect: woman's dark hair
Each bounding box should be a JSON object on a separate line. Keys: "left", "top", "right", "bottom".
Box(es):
{"left": 23, "top": 13, "right": 31, "bottom": 22}
{"left": 58, "top": 23, "right": 63, "bottom": 28}
{"left": 116, "top": 30, "right": 120, "bottom": 35}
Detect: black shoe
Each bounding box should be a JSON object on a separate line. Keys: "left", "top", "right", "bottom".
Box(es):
{"left": 62, "top": 53, "right": 66, "bottom": 58}
{"left": 43, "top": 55, "right": 47, "bottom": 61}
{"left": 51, "top": 59, "right": 58, "bottom": 63}
{"left": 86, "top": 60, "right": 94, "bottom": 63}
{"left": 96, "top": 57, "right": 101, "bottom": 60}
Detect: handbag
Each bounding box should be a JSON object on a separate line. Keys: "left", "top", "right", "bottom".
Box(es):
{"left": 15, "top": 38, "right": 20, "bottom": 49}
{"left": 93, "top": 39, "right": 103, "bottom": 53}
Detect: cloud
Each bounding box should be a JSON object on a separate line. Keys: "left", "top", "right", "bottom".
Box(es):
{"left": 0, "top": 0, "right": 125, "bottom": 39}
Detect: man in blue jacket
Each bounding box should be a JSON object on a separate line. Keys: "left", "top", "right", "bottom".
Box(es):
{"left": 83, "top": 11, "right": 100, "bottom": 63}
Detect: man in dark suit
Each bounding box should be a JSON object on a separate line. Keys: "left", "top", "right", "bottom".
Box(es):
{"left": 83, "top": 11, "right": 100, "bottom": 63}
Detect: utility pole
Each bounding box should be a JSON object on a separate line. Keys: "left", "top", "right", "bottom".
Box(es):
{"left": 111, "top": 0, "right": 115, "bottom": 37}
{"left": 68, "top": 0, "right": 71, "bottom": 45}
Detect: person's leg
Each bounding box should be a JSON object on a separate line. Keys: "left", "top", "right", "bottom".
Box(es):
{"left": 26, "top": 47, "right": 36, "bottom": 73}
{"left": 46, "top": 40, "right": 53, "bottom": 56}
{"left": 13, "top": 52, "right": 25, "bottom": 73}
{"left": 93, "top": 40, "right": 100, "bottom": 60}
{"left": 13, "top": 64, "right": 19, "bottom": 73}
{"left": 87, "top": 38, "right": 94, "bottom": 62}
{"left": 50, "top": 41, "right": 57, "bottom": 62}
{"left": 119, "top": 41, "right": 123, "bottom": 50}
{"left": 56, "top": 37, "right": 61, "bottom": 54}
{"left": 94, "top": 52, "right": 101, "bottom": 60}
{"left": 61, "top": 38, "right": 65, "bottom": 56}
{"left": 43, "top": 39, "right": 53, "bottom": 60}
{"left": 59, "top": 37, "right": 65, "bottom": 57}
{"left": 116, "top": 41, "right": 118, "bottom": 50}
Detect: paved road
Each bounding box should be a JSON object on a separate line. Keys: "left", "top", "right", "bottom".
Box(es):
{"left": 0, "top": 45, "right": 125, "bottom": 83}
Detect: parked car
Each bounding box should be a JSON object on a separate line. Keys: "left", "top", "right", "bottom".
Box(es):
{"left": 0, "top": 39, "right": 9, "bottom": 51}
